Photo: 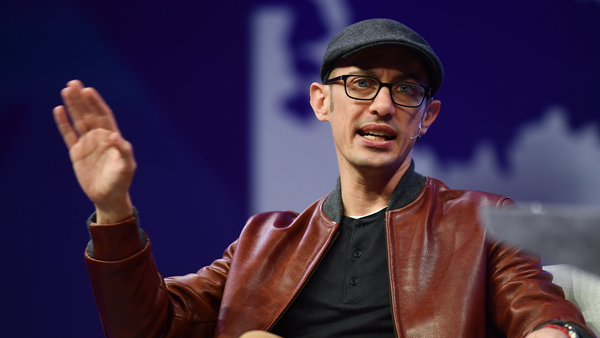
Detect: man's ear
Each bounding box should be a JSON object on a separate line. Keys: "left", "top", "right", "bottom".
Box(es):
{"left": 310, "top": 82, "right": 329, "bottom": 122}
{"left": 419, "top": 99, "right": 441, "bottom": 135}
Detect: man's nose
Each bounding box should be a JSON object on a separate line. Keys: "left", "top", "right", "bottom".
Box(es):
{"left": 370, "top": 86, "right": 396, "bottom": 117}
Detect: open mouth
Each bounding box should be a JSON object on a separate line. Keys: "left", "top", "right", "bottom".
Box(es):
{"left": 357, "top": 129, "right": 396, "bottom": 141}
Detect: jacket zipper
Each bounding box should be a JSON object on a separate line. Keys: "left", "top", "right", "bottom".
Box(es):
{"left": 385, "top": 214, "right": 400, "bottom": 338}
{"left": 266, "top": 230, "right": 340, "bottom": 331}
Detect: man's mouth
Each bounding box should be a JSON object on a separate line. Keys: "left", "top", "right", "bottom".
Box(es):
{"left": 357, "top": 129, "right": 396, "bottom": 141}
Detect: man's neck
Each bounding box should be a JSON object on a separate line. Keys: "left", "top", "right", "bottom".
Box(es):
{"left": 339, "top": 158, "right": 412, "bottom": 217}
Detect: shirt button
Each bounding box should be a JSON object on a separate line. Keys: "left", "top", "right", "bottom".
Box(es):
{"left": 353, "top": 250, "right": 362, "bottom": 258}
{"left": 350, "top": 277, "right": 358, "bottom": 285}
{"left": 355, "top": 222, "right": 364, "bottom": 229}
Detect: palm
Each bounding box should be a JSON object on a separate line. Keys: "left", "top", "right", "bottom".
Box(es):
{"left": 70, "top": 129, "right": 133, "bottom": 204}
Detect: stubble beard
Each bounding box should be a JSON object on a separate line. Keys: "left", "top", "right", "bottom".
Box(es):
{"left": 329, "top": 88, "right": 335, "bottom": 113}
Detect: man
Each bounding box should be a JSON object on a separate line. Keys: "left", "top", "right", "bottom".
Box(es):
{"left": 54, "top": 19, "right": 595, "bottom": 338}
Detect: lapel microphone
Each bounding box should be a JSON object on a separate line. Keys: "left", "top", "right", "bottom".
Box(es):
{"left": 409, "top": 121, "right": 422, "bottom": 140}
{"left": 409, "top": 111, "right": 428, "bottom": 140}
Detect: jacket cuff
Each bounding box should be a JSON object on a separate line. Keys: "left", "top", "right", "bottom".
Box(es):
{"left": 86, "top": 207, "right": 147, "bottom": 261}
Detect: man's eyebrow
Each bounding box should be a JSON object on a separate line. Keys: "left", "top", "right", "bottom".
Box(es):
{"left": 346, "top": 69, "right": 426, "bottom": 84}
{"left": 346, "top": 69, "right": 377, "bottom": 77}
{"left": 393, "top": 73, "right": 424, "bottom": 83}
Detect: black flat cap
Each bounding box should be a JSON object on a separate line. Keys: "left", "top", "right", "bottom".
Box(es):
{"left": 321, "top": 18, "right": 444, "bottom": 97}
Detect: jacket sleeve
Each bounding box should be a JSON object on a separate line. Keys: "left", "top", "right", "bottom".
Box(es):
{"left": 85, "top": 216, "right": 235, "bottom": 338}
{"left": 485, "top": 198, "right": 596, "bottom": 338}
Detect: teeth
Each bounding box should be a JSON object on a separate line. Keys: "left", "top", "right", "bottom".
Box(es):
{"left": 360, "top": 130, "right": 394, "bottom": 141}
{"left": 364, "top": 135, "right": 388, "bottom": 141}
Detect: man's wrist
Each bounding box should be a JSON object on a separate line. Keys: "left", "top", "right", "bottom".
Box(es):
{"left": 541, "top": 324, "right": 576, "bottom": 338}
{"left": 95, "top": 209, "right": 133, "bottom": 224}
{"left": 94, "top": 195, "right": 134, "bottom": 224}
{"left": 535, "top": 321, "right": 593, "bottom": 338}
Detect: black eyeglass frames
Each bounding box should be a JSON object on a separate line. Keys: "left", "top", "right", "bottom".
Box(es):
{"left": 325, "top": 75, "right": 431, "bottom": 108}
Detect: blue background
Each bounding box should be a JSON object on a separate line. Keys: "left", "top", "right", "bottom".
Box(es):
{"left": 1, "top": 0, "right": 599, "bottom": 336}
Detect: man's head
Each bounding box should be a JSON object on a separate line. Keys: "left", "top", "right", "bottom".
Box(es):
{"left": 309, "top": 19, "right": 443, "bottom": 175}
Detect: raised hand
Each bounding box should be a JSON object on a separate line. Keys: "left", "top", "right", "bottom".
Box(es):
{"left": 54, "top": 80, "right": 136, "bottom": 224}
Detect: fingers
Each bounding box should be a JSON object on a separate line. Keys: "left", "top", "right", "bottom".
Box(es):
{"left": 80, "top": 87, "right": 120, "bottom": 132}
{"left": 61, "top": 80, "right": 92, "bottom": 136}
{"left": 61, "top": 80, "right": 120, "bottom": 135}
{"left": 57, "top": 79, "right": 124, "bottom": 150}
{"left": 53, "top": 105, "right": 79, "bottom": 149}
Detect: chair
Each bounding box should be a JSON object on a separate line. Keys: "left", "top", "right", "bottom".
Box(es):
{"left": 544, "top": 264, "right": 600, "bottom": 336}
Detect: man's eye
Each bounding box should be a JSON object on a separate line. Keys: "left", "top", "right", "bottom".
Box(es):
{"left": 397, "top": 84, "right": 415, "bottom": 94}
{"left": 356, "top": 79, "right": 369, "bottom": 87}
{"left": 350, "top": 77, "right": 376, "bottom": 89}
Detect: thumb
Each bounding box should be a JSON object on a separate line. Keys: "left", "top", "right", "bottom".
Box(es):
{"left": 108, "top": 132, "right": 137, "bottom": 171}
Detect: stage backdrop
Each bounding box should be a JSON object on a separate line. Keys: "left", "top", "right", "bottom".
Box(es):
{"left": 1, "top": 0, "right": 599, "bottom": 336}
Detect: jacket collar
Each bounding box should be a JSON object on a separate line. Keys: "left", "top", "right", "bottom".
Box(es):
{"left": 322, "top": 160, "right": 426, "bottom": 224}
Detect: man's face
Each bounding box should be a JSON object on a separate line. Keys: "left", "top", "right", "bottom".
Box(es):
{"left": 311, "top": 45, "right": 441, "bottom": 175}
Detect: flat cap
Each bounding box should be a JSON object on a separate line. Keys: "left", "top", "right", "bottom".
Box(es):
{"left": 321, "top": 18, "right": 444, "bottom": 97}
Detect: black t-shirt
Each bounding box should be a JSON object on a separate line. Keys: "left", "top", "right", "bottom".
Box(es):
{"left": 270, "top": 208, "right": 395, "bottom": 337}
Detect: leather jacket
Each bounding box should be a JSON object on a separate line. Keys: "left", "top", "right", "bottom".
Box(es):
{"left": 85, "top": 167, "right": 592, "bottom": 338}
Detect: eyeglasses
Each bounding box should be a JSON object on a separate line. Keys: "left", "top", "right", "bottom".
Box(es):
{"left": 325, "top": 75, "right": 431, "bottom": 108}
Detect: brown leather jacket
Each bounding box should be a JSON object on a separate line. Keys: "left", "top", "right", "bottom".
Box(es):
{"left": 85, "top": 169, "right": 592, "bottom": 338}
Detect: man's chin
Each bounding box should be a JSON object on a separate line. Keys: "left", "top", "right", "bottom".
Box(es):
{"left": 348, "top": 156, "right": 408, "bottom": 173}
